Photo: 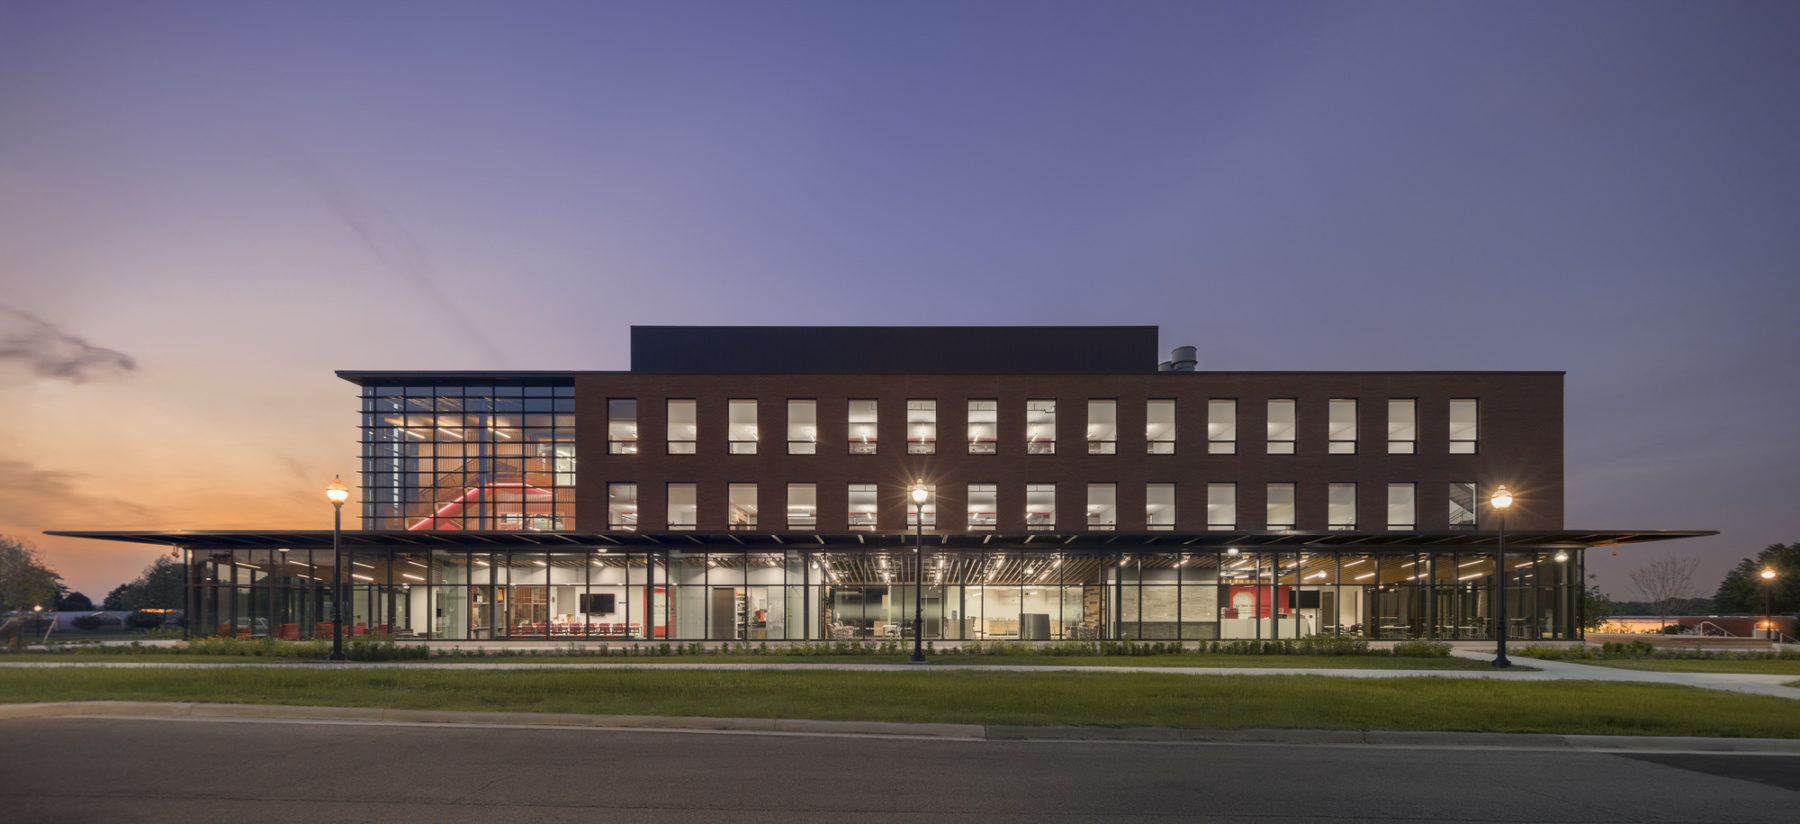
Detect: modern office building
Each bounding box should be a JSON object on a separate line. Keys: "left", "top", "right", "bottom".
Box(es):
{"left": 54, "top": 326, "right": 1708, "bottom": 644}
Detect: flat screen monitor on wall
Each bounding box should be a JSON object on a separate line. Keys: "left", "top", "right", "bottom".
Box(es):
{"left": 1287, "top": 590, "right": 1321, "bottom": 610}
{"left": 580, "top": 593, "right": 616, "bottom": 614}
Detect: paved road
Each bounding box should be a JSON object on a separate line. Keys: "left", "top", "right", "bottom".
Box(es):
{"left": 2, "top": 716, "right": 1794, "bottom": 823}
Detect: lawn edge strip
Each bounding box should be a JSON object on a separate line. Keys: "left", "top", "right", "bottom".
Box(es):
{"left": 7, "top": 701, "right": 1800, "bottom": 753}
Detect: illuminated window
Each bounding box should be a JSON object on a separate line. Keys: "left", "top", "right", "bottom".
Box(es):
{"left": 848, "top": 400, "right": 878, "bottom": 455}
{"left": 1328, "top": 483, "right": 1356, "bottom": 530}
{"left": 1026, "top": 483, "right": 1055, "bottom": 530}
{"left": 607, "top": 483, "right": 637, "bottom": 531}
{"left": 1266, "top": 483, "right": 1295, "bottom": 530}
{"left": 667, "top": 399, "right": 697, "bottom": 455}
{"left": 1146, "top": 483, "right": 1175, "bottom": 531}
{"left": 968, "top": 483, "right": 997, "bottom": 530}
{"left": 1087, "top": 483, "right": 1117, "bottom": 531}
{"left": 1026, "top": 400, "right": 1056, "bottom": 454}
{"left": 787, "top": 483, "right": 816, "bottom": 530}
{"left": 848, "top": 484, "right": 877, "bottom": 530}
{"left": 1388, "top": 399, "right": 1416, "bottom": 455}
{"left": 1267, "top": 399, "right": 1296, "bottom": 454}
{"left": 1207, "top": 483, "right": 1236, "bottom": 530}
{"left": 728, "top": 483, "right": 757, "bottom": 530}
{"left": 1208, "top": 400, "right": 1236, "bottom": 454}
{"left": 667, "top": 483, "right": 696, "bottom": 530}
{"left": 907, "top": 400, "right": 936, "bottom": 454}
{"left": 967, "top": 400, "right": 997, "bottom": 454}
{"left": 1387, "top": 483, "right": 1415, "bottom": 531}
{"left": 1087, "top": 400, "right": 1117, "bottom": 454}
{"left": 1449, "top": 482, "right": 1477, "bottom": 529}
{"left": 787, "top": 399, "right": 816, "bottom": 455}
{"left": 1328, "top": 399, "right": 1356, "bottom": 454}
{"left": 607, "top": 399, "right": 637, "bottom": 455}
{"left": 1450, "top": 399, "right": 1478, "bottom": 454}
{"left": 727, "top": 399, "right": 757, "bottom": 454}
{"left": 1146, "top": 399, "right": 1175, "bottom": 454}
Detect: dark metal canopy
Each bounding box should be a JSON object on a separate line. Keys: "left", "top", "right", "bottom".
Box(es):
{"left": 45, "top": 528, "right": 1715, "bottom": 553}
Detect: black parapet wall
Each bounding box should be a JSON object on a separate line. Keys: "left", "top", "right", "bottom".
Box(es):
{"left": 629, "top": 326, "right": 1160, "bottom": 374}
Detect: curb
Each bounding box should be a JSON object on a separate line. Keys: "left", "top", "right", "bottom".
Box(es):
{"left": 5, "top": 701, "right": 1800, "bottom": 753}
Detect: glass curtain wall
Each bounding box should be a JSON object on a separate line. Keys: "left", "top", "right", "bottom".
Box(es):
{"left": 189, "top": 545, "right": 1581, "bottom": 644}
{"left": 360, "top": 381, "right": 577, "bottom": 530}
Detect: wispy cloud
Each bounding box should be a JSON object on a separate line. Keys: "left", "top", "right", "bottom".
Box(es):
{"left": 280, "top": 151, "right": 510, "bottom": 366}
{"left": 0, "top": 305, "right": 136, "bottom": 382}
{"left": 0, "top": 458, "right": 156, "bottom": 528}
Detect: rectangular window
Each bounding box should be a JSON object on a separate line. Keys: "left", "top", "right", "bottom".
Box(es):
{"left": 967, "top": 483, "right": 996, "bottom": 530}
{"left": 906, "top": 484, "right": 937, "bottom": 528}
{"left": 1026, "top": 483, "right": 1056, "bottom": 530}
{"left": 1267, "top": 399, "right": 1296, "bottom": 454}
{"left": 727, "top": 483, "right": 757, "bottom": 530}
{"left": 1388, "top": 399, "right": 1416, "bottom": 454}
{"left": 1449, "top": 399, "right": 1478, "bottom": 454}
{"left": 1208, "top": 400, "right": 1236, "bottom": 454}
{"left": 607, "top": 399, "right": 637, "bottom": 455}
{"left": 667, "top": 483, "right": 696, "bottom": 530}
{"left": 1449, "top": 482, "right": 1477, "bottom": 529}
{"left": 1266, "top": 483, "right": 1296, "bottom": 530}
{"left": 1387, "top": 483, "right": 1415, "bottom": 531}
{"left": 1328, "top": 398, "right": 1356, "bottom": 454}
{"left": 787, "top": 483, "right": 816, "bottom": 530}
{"left": 607, "top": 482, "right": 637, "bottom": 531}
{"left": 1207, "top": 483, "right": 1236, "bottom": 530}
{"left": 967, "top": 400, "right": 997, "bottom": 454}
{"left": 1026, "top": 399, "right": 1056, "bottom": 454}
{"left": 1328, "top": 483, "right": 1356, "bottom": 530}
{"left": 1146, "top": 483, "right": 1175, "bottom": 530}
{"left": 787, "top": 399, "right": 816, "bottom": 455}
{"left": 727, "top": 399, "right": 757, "bottom": 454}
{"left": 847, "top": 483, "right": 877, "bottom": 530}
{"left": 666, "top": 399, "right": 696, "bottom": 454}
{"left": 907, "top": 400, "right": 936, "bottom": 455}
{"left": 1146, "top": 399, "right": 1175, "bottom": 454}
{"left": 1087, "top": 483, "right": 1117, "bottom": 531}
{"left": 847, "top": 400, "right": 878, "bottom": 455}
{"left": 1087, "top": 400, "right": 1117, "bottom": 454}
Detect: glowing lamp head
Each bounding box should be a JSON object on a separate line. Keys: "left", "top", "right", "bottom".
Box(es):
{"left": 325, "top": 475, "right": 350, "bottom": 508}
{"left": 1554, "top": 550, "right": 1569, "bottom": 563}
{"left": 1490, "top": 485, "right": 1513, "bottom": 510}
{"left": 910, "top": 483, "right": 928, "bottom": 506}
{"left": 1761, "top": 568, "right": 1778, "bottom": 581}
{"left": 1226, "top": 547, "right": 1240, "bottom": 556}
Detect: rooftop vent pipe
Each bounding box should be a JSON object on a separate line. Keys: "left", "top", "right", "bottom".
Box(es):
{"left": 1169, "top": 345, "right": 1197, "bottom": 372}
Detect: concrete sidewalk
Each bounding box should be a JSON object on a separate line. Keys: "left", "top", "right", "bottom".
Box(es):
{"left": 5, "top": 650, "right": 1799, "bottom": 699}
{"left": 5, "top": 699, "right": 1799, "bottom": 754}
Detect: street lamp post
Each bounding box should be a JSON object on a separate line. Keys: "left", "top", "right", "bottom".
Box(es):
{"left": 1761, "top": 568, "right": 1778, "bottom": 641}
{"left": 910, "top": 482, "right": 928, "bottom": 664}
{"left": 1491, "top": 485, "right": 1514, "bottom": 669}
{"left": 326, "top": 475, "right": 350, "bottom": 662}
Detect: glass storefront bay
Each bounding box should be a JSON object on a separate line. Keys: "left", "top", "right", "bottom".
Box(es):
{"left": 189, "top": 545, "right": 1582, "bottom": 644}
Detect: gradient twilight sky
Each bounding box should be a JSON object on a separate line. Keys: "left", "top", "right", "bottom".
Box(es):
{"left": 3, "top": 2, "right": 1797, "bottom": 602}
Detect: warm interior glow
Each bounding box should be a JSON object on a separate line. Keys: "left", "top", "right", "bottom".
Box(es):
{"left": 325, "top": 475, "right": 350, "bottom": 507}
{"left": 1490, "top": 484, "right": 1513, "bottom": 510}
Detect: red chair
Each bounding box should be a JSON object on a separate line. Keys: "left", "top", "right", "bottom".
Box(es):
{"left": 314, "top": 621, "right": 334, "bottom": 638}
{"left": 276, "top": 624, "right": 299, "bottom": 640}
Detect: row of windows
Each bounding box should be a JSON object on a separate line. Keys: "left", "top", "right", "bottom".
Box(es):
{"left": 607, "top": 398, "right": 1479, "bottom": 456}
{"left": 603, "top": 481, "right": 1490, "bottom": 533}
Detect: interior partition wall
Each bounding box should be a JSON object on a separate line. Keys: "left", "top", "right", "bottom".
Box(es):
{"left": 187, "top": 543, "right": 1583, "bottom": 643}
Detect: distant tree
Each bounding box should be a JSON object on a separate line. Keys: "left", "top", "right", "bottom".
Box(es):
{"left": 1581, "top": 576, "right": 1611, "bottom": 630}
{"left": 1628, "top": 556, "right": 1703, "bottom": 629}
{"left": 104, "top": 557, "right": 187, "bottom": 612}
{"left": 54, "top": 591, "right": 94, "bottom": 611}
{"left": 1, "top": 535, "right": 62, "bottom": 650}
{"left": 1712, "top": 542, "right": 1799, "bottom": 615}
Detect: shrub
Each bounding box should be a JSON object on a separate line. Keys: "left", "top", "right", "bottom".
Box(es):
{"left": 71, "top": 614, "right": 106, "bottom": 631}
{"left": 1391, "top": 641, "right": 1452, "bottom": 658}
{"left": 126, "top": 610, "right": 166, "bottom": 629}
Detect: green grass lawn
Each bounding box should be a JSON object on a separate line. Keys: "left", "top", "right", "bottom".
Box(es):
{"left": 1559, "top": 658, "right": 1800, "bottom": 675}
{"left": 0, "top": 668, "right": 1791, "bottom": 738}
{"left": 0, "top": 651, "right": 1503, "bottom": 670}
